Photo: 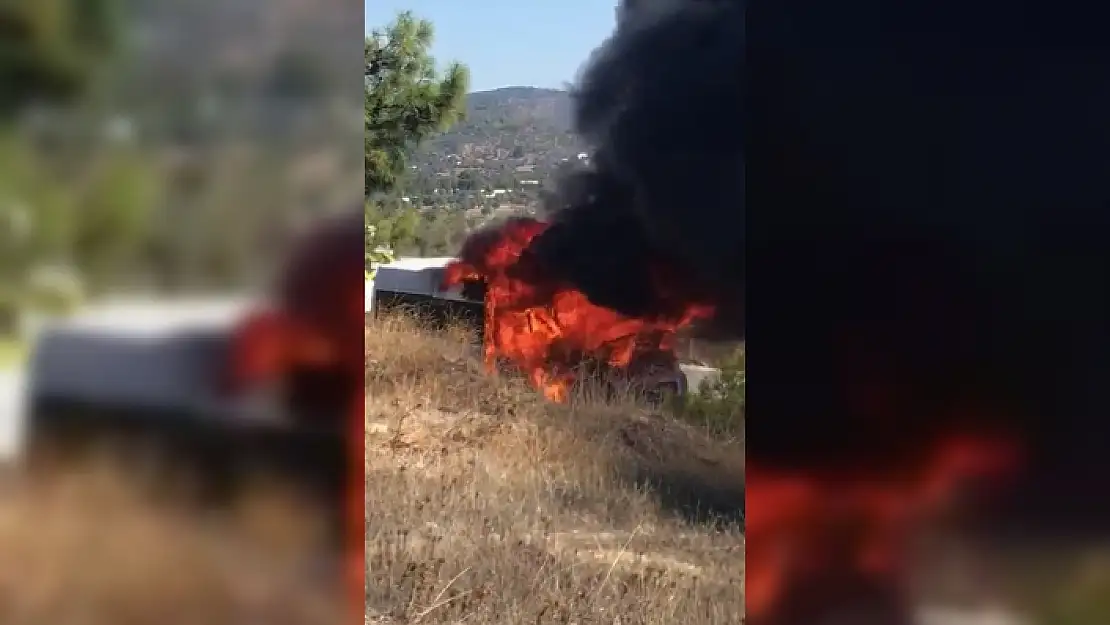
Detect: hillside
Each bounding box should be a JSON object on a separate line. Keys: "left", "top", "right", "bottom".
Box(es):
{"left": 407, "top": 87, "right": 586, "bottom": 198}
{"left": 364, "top": 314, "right": 745, "bottom": 623}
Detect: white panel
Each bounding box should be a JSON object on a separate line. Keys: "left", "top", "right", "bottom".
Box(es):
{"left": 0, "top": 371, "right": 25, "bottom": 461}
{"left": 28, "top": 330, "right": 223, "bottom": 412}
{"left": 373, "top": 257, "right": 476, "bottom": 303}
{"left": 24, "top": 297, "right": 258, "bottom": 414}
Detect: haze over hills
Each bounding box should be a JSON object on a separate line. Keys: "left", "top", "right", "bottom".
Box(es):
{"left": 407, "top": 87, "right": 586, "bottom": 197}
{"left": 420, "top": 86, "right": 578, "bottom": 155}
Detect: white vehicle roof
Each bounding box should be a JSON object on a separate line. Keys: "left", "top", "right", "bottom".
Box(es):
{"left": 372, "top": 257, "right": 478, "bottom": 303}
{"left": 46, "top": 297, "right": 254, "bottom": 336}
{"left": 25, "top": 297, "right": 256, "bottom": 413}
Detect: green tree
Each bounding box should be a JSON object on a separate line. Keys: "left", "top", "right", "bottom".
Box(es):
{"left": 414, "top": 209, "right": 467, "bottom": 257}
{"left": 393, "top": 207, "right": 421, "bottom": 248}
{"left": 672, "top": 346, "right": 745, "bottom": 438}
{"left": 0, "top": 0, "right": 124, "bottom": 118}
{"left": 455, "top": 169, "right": 485, "bottom": 191}
{"left": 365, "top": 12, "right": 468, "bottom": 196}
{"left": 69, "top": 145, "right": 162, "bottom": 288}
{"left": 0, "top": 0, "right": 156, "bottom": 326}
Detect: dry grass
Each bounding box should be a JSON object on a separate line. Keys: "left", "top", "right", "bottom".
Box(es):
{"left": 364, "top": 313, "right": 745, "bottom": 624}
{"left": 0, "top": 459, "right": 344, "bottom": 624}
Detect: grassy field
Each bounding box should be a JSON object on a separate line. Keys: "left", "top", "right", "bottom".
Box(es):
{"left": 363, "top": 314, "right": 745, "bottom": 624}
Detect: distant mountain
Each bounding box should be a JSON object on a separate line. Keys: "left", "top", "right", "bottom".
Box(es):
{"left": 408, "top": 87, "right": 586, "bottom": 191}
{"left": 465, "top": 86, "right": 575, "bottom": 133}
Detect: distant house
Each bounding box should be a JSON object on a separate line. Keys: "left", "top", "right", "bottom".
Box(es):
{"left": 514, "top": 164, "right": 535, "bottom": 173}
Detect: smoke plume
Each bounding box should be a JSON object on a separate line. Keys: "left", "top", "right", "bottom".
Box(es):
{"left": 528, "top": 0, "right": 744, "bottom": 335}
{"left": 530, "top": 0, "right": 1110, "bottom": 540}
{"left": 748, "top": 0, "right": 1110, "bottom": 540}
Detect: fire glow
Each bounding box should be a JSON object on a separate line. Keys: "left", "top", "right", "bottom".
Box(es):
{"left": 219, "top": 211, "right": 366, "bottom": 614}
{"left": 745, "top": 434, "right": 1021, "bottom": 622}
{"left": 442, "top": 217, "right": 713, "bottom": 401}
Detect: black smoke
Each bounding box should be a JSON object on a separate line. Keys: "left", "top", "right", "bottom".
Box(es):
{"left": 747, "top": 0, "right": 1110, "bottom": 546}
{"left": 529, "top": 0, "right": 1110, "bottom": 552}
{"left": 528, "top": 0, "right": 744, "bottom": 333}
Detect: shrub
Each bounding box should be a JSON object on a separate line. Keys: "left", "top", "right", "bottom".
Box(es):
{"left": 673, "top": 345, "right": 744, "bottom": 438}
{"left": 1035, "top": 556, "right": 1110, "bottom": 625}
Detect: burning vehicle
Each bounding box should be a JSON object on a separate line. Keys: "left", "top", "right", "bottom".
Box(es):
{"left": 369, "top": 226, "right": 724, "bottom": 403}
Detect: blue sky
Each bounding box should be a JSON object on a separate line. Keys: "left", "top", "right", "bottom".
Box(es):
{"left": 365, "top": 0, "right": 617, "bottom": 92}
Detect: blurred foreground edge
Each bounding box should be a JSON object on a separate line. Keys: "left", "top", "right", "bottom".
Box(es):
{"left": 16, "top": 299, "right": 345, "bottom": 525}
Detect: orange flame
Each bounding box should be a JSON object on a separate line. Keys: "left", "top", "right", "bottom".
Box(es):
{"left": 745, "top": 433, "right": 1021, "bottom": 621}
{"left": 442, "top": 218, "right": 713, "bottom": 400}
{"left": 219, "top": 212, "right": 366, "bottom": 621}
